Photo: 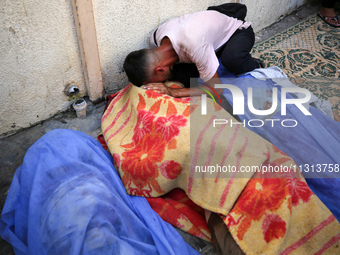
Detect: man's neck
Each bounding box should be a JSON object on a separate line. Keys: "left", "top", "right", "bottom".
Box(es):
{"left": 156, "top": 37, "right": 179, "bottom": 66}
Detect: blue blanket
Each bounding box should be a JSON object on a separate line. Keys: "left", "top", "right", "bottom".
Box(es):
{"left": 217, "top": 65, "right": 340, "bottom": 222}
{"left": 0, "top": 129, "right": 199, "bottom": 255}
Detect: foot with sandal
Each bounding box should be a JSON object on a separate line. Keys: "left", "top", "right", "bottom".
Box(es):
{"left": 318, "top": 0, "right": 340, "bottom": 27}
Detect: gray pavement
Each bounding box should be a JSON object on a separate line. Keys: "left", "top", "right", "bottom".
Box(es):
{"left": 0, "top": 2, "right": 320, "bottom": 254}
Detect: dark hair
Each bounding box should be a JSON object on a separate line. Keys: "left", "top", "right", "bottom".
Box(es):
{"left": 123, "top": 49, "right": 151, "bottom": 87}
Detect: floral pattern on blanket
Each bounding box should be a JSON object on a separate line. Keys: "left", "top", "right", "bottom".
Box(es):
{"left": 110, "top": 84, "right": 189, "bottom": 197}
{"left": 226, "top": 169, "right": 313, "bottom": 243}
{"left": 101, "top": 83, "right": 340, "bottom": 255}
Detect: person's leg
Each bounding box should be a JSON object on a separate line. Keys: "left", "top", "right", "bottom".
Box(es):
{"left": 318, "top": 0, "right": 340, "bottom": 27}
{"left": 219, "top": 26, "right": 260, "bottom": 75}
{"left": 206, "top": 211, "right": 245, "bottom": 255}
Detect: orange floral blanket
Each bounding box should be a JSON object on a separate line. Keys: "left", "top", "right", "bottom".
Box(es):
{"left": 101, "top": 83, "right": 340, "bottom": 254}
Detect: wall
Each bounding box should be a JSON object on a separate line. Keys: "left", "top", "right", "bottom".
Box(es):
{"left": 0, "top": 0, "right": 85, "bottom": 137}
{"left": 0, "top": 0, "right": 308, "bottom": 136}
{"left": 245, "top": 0, "right": 308, "bottom": 31}
{"left": 93, "top": 0, "right": 309, "bottom": 95}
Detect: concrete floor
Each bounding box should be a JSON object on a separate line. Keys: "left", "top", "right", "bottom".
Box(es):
{"left": 0, "top": 2, "right": 320, "bottom": 254}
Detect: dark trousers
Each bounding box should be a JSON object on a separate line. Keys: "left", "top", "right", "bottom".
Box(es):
{"left": 171, "top": 26, "right": 258, "bottom": 87}
{"left": 322, "top": 0, "right": 337, "bottom": 8}
{"left": 207, "top": 212, "right": 245, "bottom": 255}
{"left": 216, "top": 26, "right": 258, "bottom": 75}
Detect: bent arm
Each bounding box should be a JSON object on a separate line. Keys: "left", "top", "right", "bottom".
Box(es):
{"left": 143, "top": 71, "right": 223, "bottom": 98}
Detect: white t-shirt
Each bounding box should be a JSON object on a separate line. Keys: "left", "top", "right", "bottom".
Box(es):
{"left": 150, "top": 11, "right": 251, "bottom": 82}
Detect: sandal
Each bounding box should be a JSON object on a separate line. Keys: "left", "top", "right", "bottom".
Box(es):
{"left": 317, "top": 12, "right": 340, "bottom": 27}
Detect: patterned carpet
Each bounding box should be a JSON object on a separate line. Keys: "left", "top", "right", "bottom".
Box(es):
{"left": 252, "top": 14, "right": 340, "bottom": 119}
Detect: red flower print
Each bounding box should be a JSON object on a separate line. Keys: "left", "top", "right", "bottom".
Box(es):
{"left": 174, "top": 97, "right": 191, "bottom": 104}
{"left": 132, "top": 110, "right": 155, "bottom": 143}
{"left": 227, "top": 176, "right": 289, "bottom": 240}
{"left": 286, "top": 178, "right": 313, "bottom": 206}
{"left": 160, "top": 160, "right": 182, "bottom": 180}
{"left": 145, "top": 89, "right": 164, "bottom": 99}
{"left": 155, "top": 115, "right": 187, "bottom": 141}
{"left": 262, "top": 214, "right": 286, "bottom": 243}
{"left": 121, "top": 133, "right": 166, "bottom": 193}
{"left": 233, "top": 177, "right": 289, "bottom": 221}
{"left": 167, "top": 82, "right": 183, "bottom": 89}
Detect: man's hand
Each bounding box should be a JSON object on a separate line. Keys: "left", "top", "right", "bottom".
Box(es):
{"left": 143, "top": 83, "right": 175, "bottom": 97}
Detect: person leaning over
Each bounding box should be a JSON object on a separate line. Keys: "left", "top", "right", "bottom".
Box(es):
{"left": 124, "top": 10, "right": 263, "bottom": 98}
